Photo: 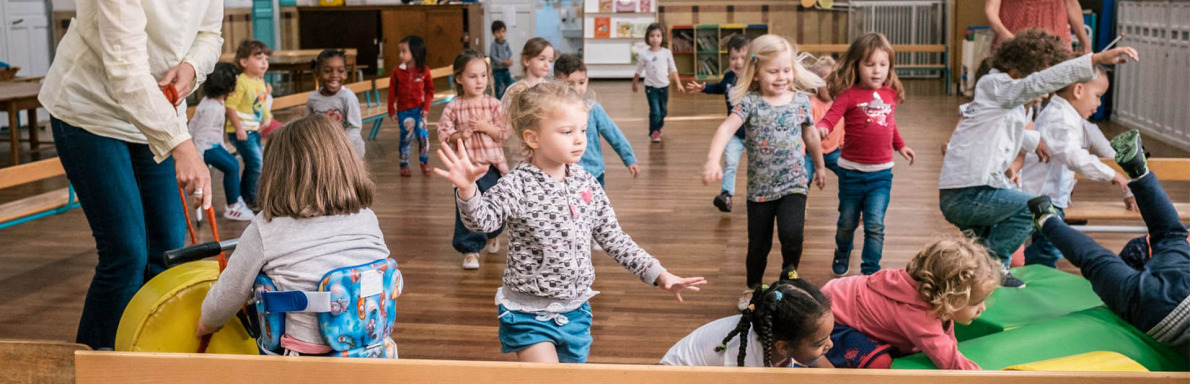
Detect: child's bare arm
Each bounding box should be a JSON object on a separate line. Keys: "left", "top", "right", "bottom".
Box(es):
{"left": 702, "top": 114, "right": 745, "bottom": 185}
{"left": 802, "top": 124, "right": 827, "bottom": 190}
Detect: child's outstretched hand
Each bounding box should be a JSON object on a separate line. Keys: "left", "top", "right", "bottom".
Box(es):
{"left": 813, "top": 167, "right": 826, "bottom": 190}
{"left": 701, "top": 161, "right": 723, "bottom": 185}
{"left": 655, "top": 271, "right": 707, "bottom": 302}
{"left": 434, "top": 140, "right": 488, "bottom": 199}
{"left": 898, "top": 146, "right": 916, "bottom": 166}
{"left": 1093, "top": 47, "right": 1140, "bottom": 65}
{"left": 685, "top": 81, "right": 706, "bottom": 92}
{"left": 627, "top": 164, "right": 641, "bottom": 178}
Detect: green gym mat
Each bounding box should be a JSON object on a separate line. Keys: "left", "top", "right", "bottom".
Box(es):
{"left": 956, "top": 265, "right": 1105, "bottom": 341}
{"left": 891, "top": 307, "right": 1189, "bottom": 371}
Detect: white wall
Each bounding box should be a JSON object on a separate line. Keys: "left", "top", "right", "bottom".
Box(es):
{"left": 484, "top": 0, "right": 535, "bottom": 78}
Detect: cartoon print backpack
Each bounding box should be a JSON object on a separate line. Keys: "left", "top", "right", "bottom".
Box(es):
{"left": 253, "top": 257, "right": 403, "bottom": 358}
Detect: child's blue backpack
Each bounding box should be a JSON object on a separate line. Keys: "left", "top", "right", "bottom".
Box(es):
{"left": 252, "top": 257, "right": 403, "bottom": 358}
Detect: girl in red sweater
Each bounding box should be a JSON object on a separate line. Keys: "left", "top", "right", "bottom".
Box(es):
{"left": 388, "top": 35, "right": 435, "bottom": 176}
{"left": 816, "top": 33, "right": 916, "bottom": 276}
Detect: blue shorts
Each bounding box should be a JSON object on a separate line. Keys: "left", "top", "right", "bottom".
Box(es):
{"left": 497, "top": 302, "right": 593, "bottom": 363}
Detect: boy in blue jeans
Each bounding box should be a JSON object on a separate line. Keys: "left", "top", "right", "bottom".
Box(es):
{"left": 490, "top": 20, "right": 514, "bottom": 100}
{"left": 1029, "top": 130, "right": 1188, "bottom": 353}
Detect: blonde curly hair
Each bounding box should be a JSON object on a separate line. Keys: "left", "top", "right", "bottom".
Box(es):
{"left": 906, "top": 237, "right": 1001, "bottom": 322}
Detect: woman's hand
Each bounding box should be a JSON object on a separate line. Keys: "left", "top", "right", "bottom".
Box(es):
{"left": 172, "top": 140, "right": 212, "bottom": 209}
{"left": 159, "top": 63, "right": 196, "bottom": 106}
{"left": 655, "top": 272, "right": 707, "bottom": 302}
{"left": 434, "top": 140, "right": 488, "bottom": 199}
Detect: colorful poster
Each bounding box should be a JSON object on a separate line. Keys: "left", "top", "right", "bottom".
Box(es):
{"left": 598, "top": 0, "right": 613, "bottom": 13}
{"left": 639, "top": 0, "right": 651, "bottom": 12}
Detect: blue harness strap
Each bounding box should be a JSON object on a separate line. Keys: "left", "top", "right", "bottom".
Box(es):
{"left": 253, "top": 258, "right": 403, "bottom": 358}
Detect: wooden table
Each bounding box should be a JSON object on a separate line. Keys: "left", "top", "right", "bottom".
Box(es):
{"left": 220, "top": 49, "right": 358, "bottom": 93}
{"left": 0, "top": 81, "right": 45, "bottom": 166}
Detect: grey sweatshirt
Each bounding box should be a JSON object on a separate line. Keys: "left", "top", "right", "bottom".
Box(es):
{"left": 457, "top": 163, "right": 666, "bottom": 311}
{"left": 200, "top": 209, "right": 389, "bottom": 346}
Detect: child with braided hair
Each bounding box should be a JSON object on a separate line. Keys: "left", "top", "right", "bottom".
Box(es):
{"left": 821, "top": 236, "right": 1000, "bottom": 370}
{"left": 660, "top": 268, "right": 835, "bottom": 368}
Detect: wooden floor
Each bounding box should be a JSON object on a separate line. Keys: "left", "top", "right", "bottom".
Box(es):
{"left": 0, "top": 80, "right": 1186, "bottom": 364}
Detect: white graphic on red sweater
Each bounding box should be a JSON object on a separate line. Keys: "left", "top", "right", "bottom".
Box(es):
{"left": 857, "top": 91, "right": 892, "bottom": 127}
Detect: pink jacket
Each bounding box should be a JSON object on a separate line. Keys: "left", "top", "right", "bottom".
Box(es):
{"left": 822, "top": 270, "right": 980, "bottom": 370}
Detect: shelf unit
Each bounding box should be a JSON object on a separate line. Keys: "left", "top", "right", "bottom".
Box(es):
{"left": 671, "top": 23, "right": 768, "bottom": 81}
{"left": 582, "top": 0, "right": 658, "bottom": 79}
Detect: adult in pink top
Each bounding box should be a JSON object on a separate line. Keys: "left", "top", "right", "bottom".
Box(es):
{"left": 816, "top": 86, "right": 905, "bottom": 166}
{"left": 821, "top": 269, "right": 980, "bottom": 370}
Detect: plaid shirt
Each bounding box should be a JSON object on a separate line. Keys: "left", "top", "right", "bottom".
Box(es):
{"left": 437, "top": 95, "right": 510, "bottom": 174}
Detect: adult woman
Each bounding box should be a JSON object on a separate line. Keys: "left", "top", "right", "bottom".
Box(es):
{"left": 986, "top": 0, "right": 1092, "bottom": 53}
{"left": 38, "top": 0, "right": 223, "bottom": 349}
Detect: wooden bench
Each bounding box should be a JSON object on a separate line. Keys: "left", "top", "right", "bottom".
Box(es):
{"left": 0, "top": 158, "right": 80, "bottom": 230}
{"left": 0, "top": 339, "right": 90, "bottom": 384}
{"left": 73, "top": 351, "right": 1187, "bottom": 384}
{"left": 797, "top": 44, "right": 951, "bottom": 95}
{"left": 1066, "top": 158, "right": 1190, "bottom": 232}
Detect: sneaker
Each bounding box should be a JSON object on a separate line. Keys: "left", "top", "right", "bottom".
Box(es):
{"left": 831, "top": 251, "right": 850, "bottom": 277}
{"left": 1027, "top": 196, "right": 1059, "bottom": 230}
{"left": 421, "top": 163, "right": 431, "bottom": 176}
{"left": 462, "top": 253, "right": 480, "bottom": 270}
{"left": 400, "top": 166, "right": 412, "bottom": 177}
{"left": 649, "top": 131, "right": 662, "bottom": 143}
{"left": 712, "top": 191, "right": 733, "bottom": 213}
{"left": 485, "top": 238, "right": 500, "bottom": 254}
{"left": 1001, "top": 268, "right": 1026, "bottom": 288}
{"left": 223, "top": 199, "right": 255, "bottom": 221}
{"left": 1110, "top": 129, "right": 1149, "bottom": 179}
{"left": 737, "top": 289, "right": 754, "bottom": 312}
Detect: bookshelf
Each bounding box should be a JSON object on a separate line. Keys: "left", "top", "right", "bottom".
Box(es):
{"left": 670, "top": 23, "right": 768, "bottom": 81}
{"left": 582, "top": 0, "right": 658, "bottom": 78}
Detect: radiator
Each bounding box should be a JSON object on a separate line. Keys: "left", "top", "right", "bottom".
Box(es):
{"left": 1114, "top": 0, "right": 1190, "bottom": 151}
{"left": 847, "top": 0, "right": 946, "bottom": 78}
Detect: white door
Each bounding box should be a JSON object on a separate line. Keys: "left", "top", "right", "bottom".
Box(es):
{"left": 3, "top": 0, "right": 52, "bottom": 76}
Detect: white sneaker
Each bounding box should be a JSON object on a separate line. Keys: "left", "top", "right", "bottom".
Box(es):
{"left": 462, "top": 253, "right": 480, "bottom": 270}
{"left": 737, "top": 289, "right": 754, "bottom": 312}
{"left": 484, "top": 238, "right": 500, "bottom": 254}
{"left": 223, "top": 199, "right": 254, "bottom": 221}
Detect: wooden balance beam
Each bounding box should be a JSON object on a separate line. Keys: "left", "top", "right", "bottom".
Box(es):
{"left": 74, "top": 351, "right": 1188, "bottom": 384}
{"left": 1067, "top": 158, "right": 1190, "bottom": 232}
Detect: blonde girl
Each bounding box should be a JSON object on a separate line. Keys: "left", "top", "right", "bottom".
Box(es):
{"left": 437, "top": 49, "right": 510, "bottom": 270}
{"left": 701, "top": 34, "right": 826, "bottom": 311}
{"left": 821, "top": 237, "right": 1000, "bottom": 370}
{"left": 437, "top": 82, "right": 706, "bottom": 363}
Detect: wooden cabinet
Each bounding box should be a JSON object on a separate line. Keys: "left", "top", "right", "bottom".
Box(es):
{"left": 299, "top": 4, "right": 483, "bottom": 77}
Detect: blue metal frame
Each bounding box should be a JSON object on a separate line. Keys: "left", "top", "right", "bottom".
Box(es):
{"left": 0, "top": 184, "right": 81, "bottom": 230}
{"left": 893, "top": 46, "right": 952, "bottom": 95}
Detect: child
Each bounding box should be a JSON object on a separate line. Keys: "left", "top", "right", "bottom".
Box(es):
{"left": 822, "top": 237, "right": 1001, "bottom": 370}
{"left": 436, "top": 81, "right": 706, "bottom": 363}
{"left": 816, "top": 33, "right": 917, "bottom": 277}
{"left": 701, "top": 34, "right": 826, "bottom": 311}
{"left": 632, "top": 23, "right": 685, "bottom": 143}
{"left": 1019, "top": 67, "right": 1135, "bottom": 267}
{"left": 808, "top": 56, "right": 842, "bottom": 180}
{"left": 1029, "top": 132, "right": 1187, "bottom": 352}
{"left": 938, "top": 28, "right": 1138, "bottom": 287}
{"left": 660, "top": 268, "right": 835, "bottom": 368}
{"left": 437, "top": 50, "right": 511, "bottom": 270}
{"left": 687, "top": 34, "right": 749, "bottom": 212}
{"left": 387, "top": 35, "right": 434, "bottom": 176}
{"left": 554, "top": 53, "right": 639, "bottom": 187}
{"left": 503, "top": 37, "right": 555, "bottom": 99}
{"left": 225, "top": 39, "right": 274, "bottom": 209}
{"left": 307, "top": 49, "right": 365, "bottom": 158}
{"left": 188, "top": 62, "right": 254, "bottom": 221}
{"left": 198, "top": 114, "right": 390, "bottom": 356}
{"left": 489, "top": 20, "right": 515, "bottom": 100}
